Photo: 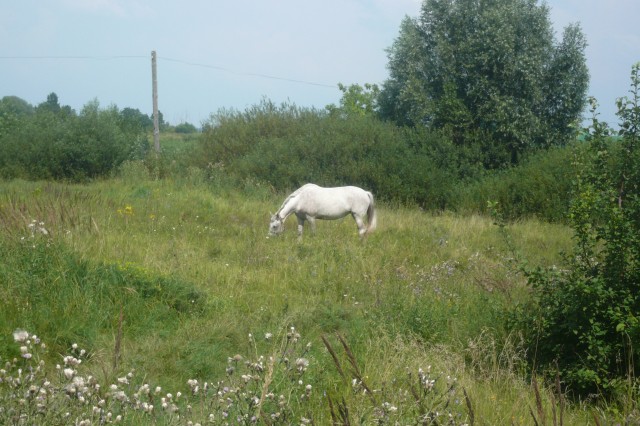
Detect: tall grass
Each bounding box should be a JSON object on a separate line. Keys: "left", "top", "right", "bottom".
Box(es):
{"left": 2, "top": 176, "right": 627, "bottom": 424}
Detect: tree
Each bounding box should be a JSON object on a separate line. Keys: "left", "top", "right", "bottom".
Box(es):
{"left": 513, "top": 64, "right": 640, "bottom": 398}
{"left": 0, "top": 96, "right": 34, "bottom": 117}
{"left": 120, "top": 107, "right": 153, "bottom": 132}
{"left": 174, "top": 122, "right": 198, "bottom": 134}
{"left": 379, "top": 0, "right": 589, "bottom": 166}
{"left": 0, "top": 96, "right": 34, "bottom": 138}
{"left": 37, "top": 92, "right": 61, "bottom": 114}
{"left": 327, "top": 83, "right": 380, "bottom": 118}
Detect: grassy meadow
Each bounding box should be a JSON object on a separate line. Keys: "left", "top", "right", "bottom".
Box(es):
{"left": 3, "top": 165, "right": 623, "bottom": 425}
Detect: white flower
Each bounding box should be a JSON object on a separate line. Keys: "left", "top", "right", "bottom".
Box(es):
{"left": 63, "top": 368, "right": 75, "bottom": 380}
{"left": 13, "top": 330, "right": 29, "bottom": 343}
{"left": 295, "top": 358, "right": 309, "bottom": 372}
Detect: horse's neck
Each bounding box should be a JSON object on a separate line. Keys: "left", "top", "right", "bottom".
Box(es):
{"left": 277, "top": 194, "right": 298, "bottom": 220}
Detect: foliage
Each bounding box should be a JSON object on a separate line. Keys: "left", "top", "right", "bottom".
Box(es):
{"left": 511, "top": 64, "right": 640, "bottom": 399}
{"left": 0, "top": 95, "right": 150, "bottom": 181}
{"left": 119, "top": 107, "right": 154, "bottom": 133}
{"left": 379, "top": 0, "right": 589, "bottom": 166}
{"left": 455, "top": 146, "right": 578, "bottom": 221}
{"left": 1, "top": 176, "right": 607, "bottom": 423}
{"left": 195, "top": 100, "right": 481, "bottom": 208}
{"left": 174, "top": 122, "right": 198, "bottom": 134}
{"left": 326, "top": 83, "right": 380, "bottom": 118}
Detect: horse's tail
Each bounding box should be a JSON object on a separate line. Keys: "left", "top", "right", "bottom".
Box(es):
{"left": 366, "top": 191, "right": 377, "bottom": 234}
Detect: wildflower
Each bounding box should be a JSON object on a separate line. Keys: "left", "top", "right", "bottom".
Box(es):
{"left": 265, "top": 332, "right": 273, "bottom": 340}
{"left": 13, "top": 329, "right": 29, "bottom": 343}
{"left": 113, "top": 390, "right": 128, "bottom": 402}
{"left": 63, "top": 368, "right": 75, "bottom": 380}
{"left": 295, "top": 358, "right": 309, "bottom": 372}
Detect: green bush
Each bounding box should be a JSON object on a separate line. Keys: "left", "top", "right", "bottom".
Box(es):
{"left": 0, "top": 97, "right": 149, "bottom": 181}
{"left": 456, "top": 146, "right": 578, "bottom": 221}
{"left": 195, "top": 100, "right": 476, "bottom": 208}
{"left": 511, "top": 64, "right": 640, "bottom": 399}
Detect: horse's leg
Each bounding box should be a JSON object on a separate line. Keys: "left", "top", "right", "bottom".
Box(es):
{"left": 307, "top": 216, "right": 317, "bottom": 234}
{"left": 352, "top": 213, "right": 367, "bottom": 238}
{"left": 296, "top": 214, "right": 305, "bottom": 239}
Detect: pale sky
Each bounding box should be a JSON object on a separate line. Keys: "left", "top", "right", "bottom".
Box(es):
{"left": 1, "top": 0, "right": 638, "bottom": 128}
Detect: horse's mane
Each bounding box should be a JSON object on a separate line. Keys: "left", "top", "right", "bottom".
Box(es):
{"left": 275, "top": 187, "right": 302, "bottom": 216}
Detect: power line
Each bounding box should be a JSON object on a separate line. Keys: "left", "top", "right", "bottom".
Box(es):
{"left": 0, "top": 55, "right": 146, "bottom": 60}
{"left": 0, "top": 54, "right": 338, "bottom": 90}
{"left": 158, "top": 56, "right": 337, "bottom": 89}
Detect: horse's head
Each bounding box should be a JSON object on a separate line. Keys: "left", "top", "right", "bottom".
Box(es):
{"left": 268, "top": 214, "right": 284, "bottom": 236}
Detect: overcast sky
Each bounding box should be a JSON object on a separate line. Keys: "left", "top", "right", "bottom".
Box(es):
{"left": 1, "top": 0, "right": 638, "bottom": 128}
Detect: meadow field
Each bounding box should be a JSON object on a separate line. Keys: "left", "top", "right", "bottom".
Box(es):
{"left": 4, "top": 164, "right": 627, "bottom": 425}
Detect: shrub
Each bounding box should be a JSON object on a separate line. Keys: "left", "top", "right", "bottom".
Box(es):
{"left": 0, "top": 98, "right": 149, "bottom": 181}
{"left": 174, "top": 122, "right": 198, "bottom": 134}
{"left": 456, "top": 146, "right": 578, "bottom": 221}
{"left": 195, "top": 100, "right": 475, "bottom": 208}
{"left": 511, "top": 64, "right": 640, "bottom": 399}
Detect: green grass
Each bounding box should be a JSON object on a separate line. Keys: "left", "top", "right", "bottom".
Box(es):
{"left": 1, "top": 176, "right": 629, "bottom": 424}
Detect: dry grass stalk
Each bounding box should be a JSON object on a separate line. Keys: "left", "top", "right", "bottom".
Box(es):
{"left": 256, "top": 354, "right": 276, "bottom": 423}
{"left": 336, "top": 333, "right": 376, "bottom": 404}
{"left": 322, "top": 334, "right": 345, "bottom": 379}
{"left": 463, "top": 387, "right": 475, "bottom": 426}
{"left": 113, "top": 305, "right": 124, "bottom": 369}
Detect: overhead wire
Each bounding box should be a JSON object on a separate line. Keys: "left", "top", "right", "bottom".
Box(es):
{"left": 0, "top": 54, "right": 338, "bottom": 89}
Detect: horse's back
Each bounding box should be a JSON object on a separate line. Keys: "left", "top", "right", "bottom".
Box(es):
{"left": 293, "top": 184, "right": 370, "bottom": 218}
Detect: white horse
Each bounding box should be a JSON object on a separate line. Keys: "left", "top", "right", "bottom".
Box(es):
{"left": 269, "top": 183, "right": 377, "bottom": 238}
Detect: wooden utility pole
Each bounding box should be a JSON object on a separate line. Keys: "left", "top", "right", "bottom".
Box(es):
{"left": 151, "top": 50, "right": 160, "bottom": 154}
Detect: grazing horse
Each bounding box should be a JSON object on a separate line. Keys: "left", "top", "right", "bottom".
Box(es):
{"left": 268, "top": 183, "right": 377, "bottom": 238}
